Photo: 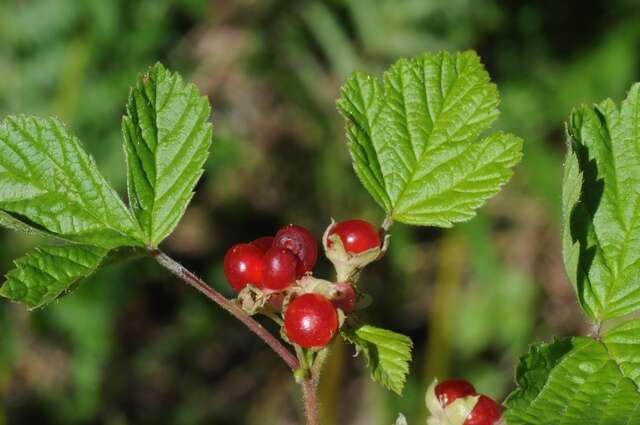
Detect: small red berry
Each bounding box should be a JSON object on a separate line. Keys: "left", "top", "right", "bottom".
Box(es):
{"left": 251, "top": 236, "right": 274, "bottom": 253}
{"left": 223, "top": 243, "right": 264, "bottom": 292}
{"left": 284, "top": 294, "right": 338, "bottom": 348}
{"left": 262, "top": 247, "right": 300, "bottom": 290}
{"left": 435, "top": 379, "right": 477, "bottom": 407}
{"left": 464, "top": 395, "right": 502, "bottom": 425}
{"left": 274, "top": 224, "right": 318, "bottom": 273}
{"left": 331, "top": 282, "right": 357, "bottom": 314}
{"left": 329, "top": 219, "right": 381, "bottom": 254}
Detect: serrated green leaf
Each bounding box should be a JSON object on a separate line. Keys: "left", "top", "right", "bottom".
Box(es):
{"left": 122, "top": 63, "right": 213, "bottom": 247}
{"left": 505, "top": 337, "right": 640, "bottom": 425}
{"left": 0, "top": 245, "right": 109, "bottom": 309}
{"left": 342, "top": 324, "right": 413, "bottom": 395}
{"left": 563, "top": 83, "right": 640, "bottom": 321}
{"left": 0, "top": 116, "right": 143, "bottom": 249}
{"left": 337, "top": 50, "right": 522, "bottom": 227}
{"left": 603, "top": 319, "right": 640, "bottom": 386}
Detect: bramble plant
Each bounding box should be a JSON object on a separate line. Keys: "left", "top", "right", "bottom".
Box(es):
{"left": 1, "top": 49, "right": 637, "bottom": 425}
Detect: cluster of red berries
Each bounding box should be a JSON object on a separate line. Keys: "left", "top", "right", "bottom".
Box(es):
{"left": 435, "top": 379, "right": 502, "bottom": 425}
{"left": 223, "top": 220, "right": 381, "bottom": 349}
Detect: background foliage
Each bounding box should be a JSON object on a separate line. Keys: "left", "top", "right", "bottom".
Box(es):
{"left": 0, "top": 0, "right": 639, "bottom": 424}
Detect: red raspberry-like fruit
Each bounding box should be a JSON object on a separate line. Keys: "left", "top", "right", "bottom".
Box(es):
{"left": 251, "top": 236, "right": 274, "bottom": 253}
{"left": 223, "top": 243, "right": 264, "bottom": 292}
{"left": 464, "top": 395, "right": 502, "bottom": 425}
{"left": 274, "top": 224, "right": 318, "bottom": 273}
{"left": 435, "top": 379, "right": 477, "bottom": 407}
{"left": 262, "top": 247, "right": 300, "bottom": 290}
{"left": 284, "top": 293, "right": 338, "bottom": 348}
{"left": 329, "top": 219, "right": 381, "bottom": 254}
{"left": 331, "top": 282, "right": 357, "bottom": 314}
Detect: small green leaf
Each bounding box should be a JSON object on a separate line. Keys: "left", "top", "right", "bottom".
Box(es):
{"left": 505, "top": 337, "right": 640, "bottom": 424}
{"left": 563, "top": 83, "right": 640, "bottom": 321}
{"left": 603, "top": 319, "right": 640, "bottom": 386}
{"left": 0, "top": 244, "right": 109, "bottom": 309}
{"left": 342, "top": 324, "right": 413, "bottom": 395}
{"left": 0, "top": 116, "right": 143, "bottom": 248}
{"left": 337, "top": 50, "right": 522, "bottom": 227}
{"left": 122, "top": 63, "right": 213, "bottom": 247}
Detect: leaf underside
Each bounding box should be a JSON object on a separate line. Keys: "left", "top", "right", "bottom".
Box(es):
{"left": 562, "top": 83, "right": 640, "bottom": 322}
{"left": 342, "top": 324, "right": 413, "bottom": 395}
{"left": 337, "top": 50, "right": 522, "bottom": 227}
{"left": 122, "top": 63, "right": 213, "bottom": 247}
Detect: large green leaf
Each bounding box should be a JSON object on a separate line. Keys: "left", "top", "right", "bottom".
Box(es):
{"left": 505, "top": 337, "right": 640, "bottom": 424}
{"left": 122, "top": 63, "right": 213, "bottom": 247}
{"left": 0, "top": 245, "right": 109, "bottom": 309}
{"left": 563, "top": 83, "right": 640, "bottom": 321}
{"left": 341, "top": 324, "right": 413, "bottom": 395}
{"left": 337, "top": 50, "right": 522, "bottom": 227}
{"left": 0, "top": 116, "right": 142, "bottom": 248}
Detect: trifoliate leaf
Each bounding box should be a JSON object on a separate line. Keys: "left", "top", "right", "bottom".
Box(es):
{"left": 563, "top": 83, "right": 640, "bottom": 321}
{"left": 0, "top": 116, "right": 143, "bottom": 248}
{"left": 342, "top": 324, "right": 413, "bottom": 395}
{"left": 0, "top": 244, "right": 109, "bottom": 309}
{"left": 122, "top": 63, "right": 213, "bottom": 247}
{"left": 504, "top": 337, "right": 640, "bottom": 424}
{"left": 337, "top": 51, "right": 522, "bottom": 227}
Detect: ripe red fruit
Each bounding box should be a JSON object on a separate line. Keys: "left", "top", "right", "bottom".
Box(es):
{"left": 331, "top": 282, "right": 357, "bottom": 314}
{"left": 262, "top": 247, "right": 301, "bottom": 290}
{"left": 329, "top": 219, "right": 381, "bottom": 254}
{"left": 435, "top": 379, "right": 477, "bottom": 407}
{"left": 223, "top": 243, "right": 264, "bottom": 291}
{"left": 251, "top": 236, "right": 274, "bottom": 253}
{"left": 273, "top": 224, "right": 318, "bottom": 273}
{"left": 464, "top": 395, "right": 502, "bottom": 425}
{"left": 284, "top": 293, "right": 338, "bottom": 348}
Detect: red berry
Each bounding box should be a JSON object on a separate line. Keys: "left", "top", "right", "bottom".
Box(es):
{"left": 223, "top": 243, "right": 264, "bottom": 292}
{"left": 329, "top": 219, "right": 381, "bottom": 254}
{"left": 284, "top": 294, "right": 338, "bottom": 348}
{"left": 331, "top": 282, "right": 357, "bottom": 314}
{"left": 435, "top": 379, "right": 477, "bottom": 407}
{"left": 262, "top": 247, "right": 300, "bottom": 290}
{"left": 464, "top": 395, "right": 502, "bottom": 425}
{"left": 251, "top": 236, "right": 274, "bottom": 253}
{"left": 274, "top": 224, "right": 318, "bottom": 273}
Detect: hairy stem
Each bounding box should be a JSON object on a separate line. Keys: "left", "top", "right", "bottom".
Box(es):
{"left": 150, "top": 249, "right": 299, "bottom": 371}
{"left": 302, "top": 378, "right": 320, "bottom": 425}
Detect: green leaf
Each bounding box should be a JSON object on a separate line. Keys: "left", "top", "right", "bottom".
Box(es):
{"left": 337, "top": 50, "right": 522, "bottom": 227}
{"left": 342, "top": 324, "right": 413, "bottom": 395}
{"left": 0, "top": 116, "right": 143, "bottom": 249}
{"left": 122, "top": 63, "right": 213, "bottom": 247}
{"left": 505, "top": 337, "right": 640, "bottom": 424}
{"left": 563, "top": 83, "right": 640, "bottom": 321}
{"left": 603, "top": 319, "right": 640, "bottom": 386}
{"left": 0, "top": 244, "right": 109, "bottom": 309}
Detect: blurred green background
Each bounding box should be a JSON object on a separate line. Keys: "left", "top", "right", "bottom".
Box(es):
{"left": 1, "top": 0, "right": 639, "bottom": 424}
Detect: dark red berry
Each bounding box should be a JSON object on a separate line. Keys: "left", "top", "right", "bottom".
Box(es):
{"left": 274, "top": 224, "right": 318, "bottom": 273}
{"left": 435, "top": 379, "right": 477, "bottom": 407}
{"left": 284, "top": 294, "right": 338, "bottom": 348}
{"left": 331, "top": 282, "right": 357, "bottom": 314}
{"left": 251, "top": 236, "right": 274, "bottom": 253}
{"left": 329, "top": 219, "right": 381, "bottom": 254}
{"left": 464, "top": 395, "right": 502, "bottom": 425}
{"left": 223, "top": 243, "right": 264, "bottom": 292}
{"left": 262, "top": 247, "right": 300, "bottom": 290}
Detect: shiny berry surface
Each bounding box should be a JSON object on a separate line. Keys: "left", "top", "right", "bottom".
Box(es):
{"left": 331, "top": 282, "right": 357, "bottom": 314}
{"left": 274, "top": 224, "right": 318, "bottom": 273}
{"left": 251, "top": 236, "right": 274, "bottom": 253}
{"left": 435, "top": 379, "right": 477, "bottom": 407}
{"left": 329, "top": 219, "right": 381, "bottom": 254}
{"left": 223, "top": 243, "right": 264, "bottom": 292}
{"left": 284, "top": 294, "right": 338, "bottom": 348}
{"left": 464, "top": 395, "right": 502, "bottom": 425}
{"left": 262, "top": 247, "right": 300, "bottom": 290}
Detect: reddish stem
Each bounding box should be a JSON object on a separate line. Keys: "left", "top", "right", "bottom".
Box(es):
{"left": 150, "top": 249, "right": 299, "bottom": 371}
